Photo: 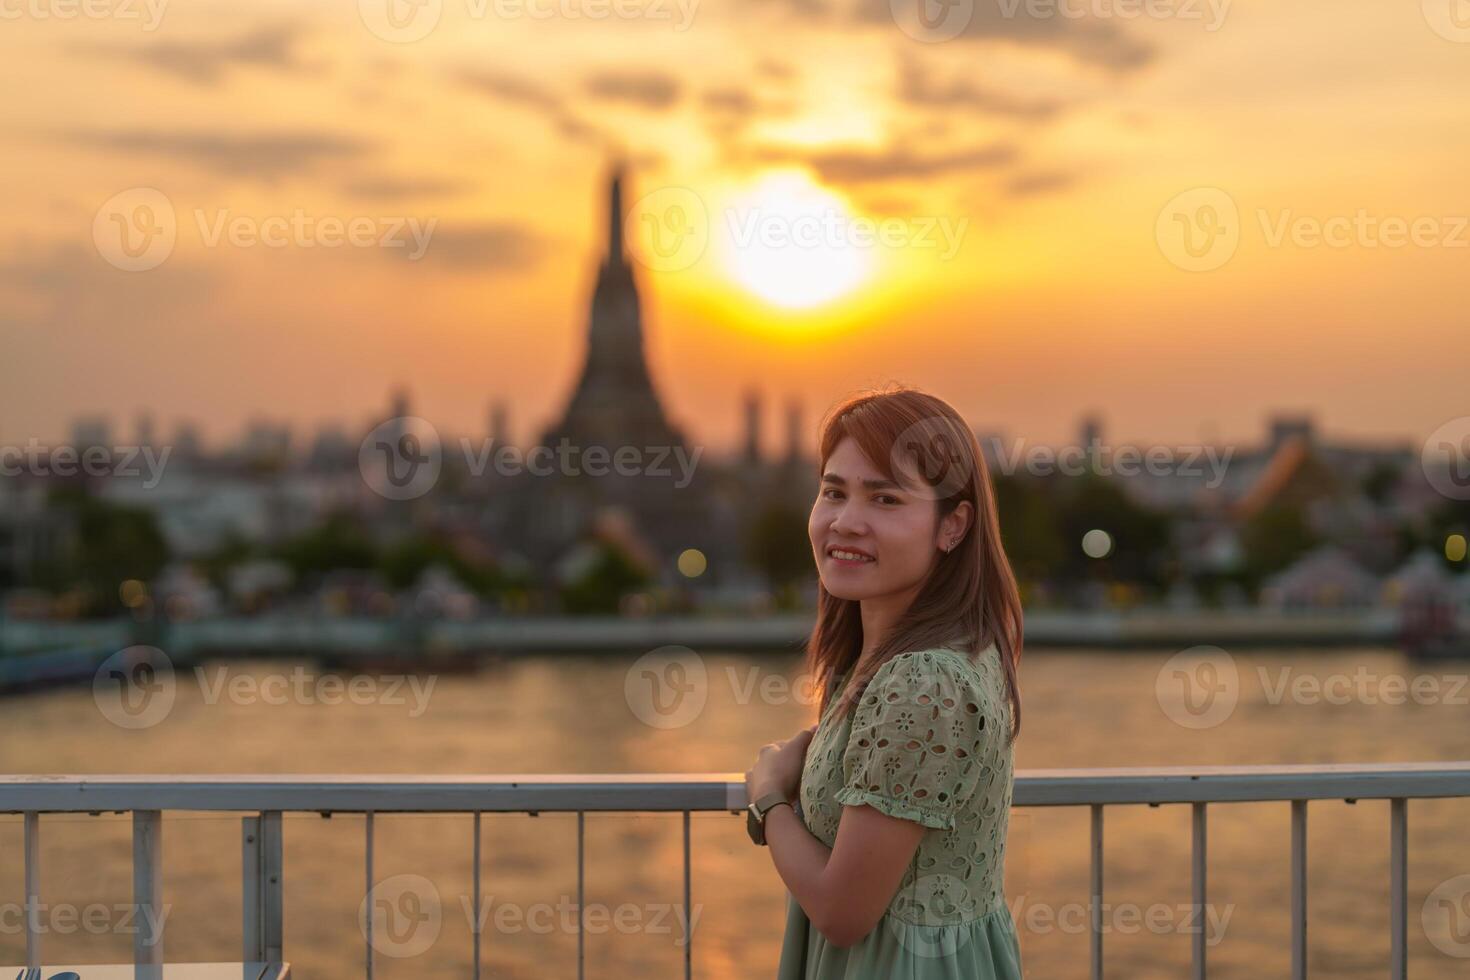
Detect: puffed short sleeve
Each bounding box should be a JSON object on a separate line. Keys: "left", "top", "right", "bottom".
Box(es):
{"left": 834, "top": 649, "right": 991, "bottom": 831}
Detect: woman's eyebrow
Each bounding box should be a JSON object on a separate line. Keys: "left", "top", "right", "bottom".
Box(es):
{"left": 821, "top": 472, "right": 902, "bottom": 491}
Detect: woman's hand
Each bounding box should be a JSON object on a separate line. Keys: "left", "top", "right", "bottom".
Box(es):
{"left": 746, "top": 723, "right": 819, "bottom": 803}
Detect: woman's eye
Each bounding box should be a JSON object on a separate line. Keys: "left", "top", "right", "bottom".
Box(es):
{"left": 876, "top": 494, "right": 899, "bottom": 505}
{"left": 822, "top": 488, "right": 843, "bottom": 500}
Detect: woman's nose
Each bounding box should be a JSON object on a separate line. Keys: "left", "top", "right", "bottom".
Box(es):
{"left": 829, "top": 501, "right": 865, "bottom": 536}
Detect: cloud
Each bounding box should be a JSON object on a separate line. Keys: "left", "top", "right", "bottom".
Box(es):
{"left": 750, "top": 141, "right": 1018, "bottom": 183}
{"left": 757, "top": 58, "right": 797, "bottom": 81}
{"left": 866, "top": 0, "right": 1154, "bottom": 72}
{"left": 583, "top": 70, "right": 683, "bottom": 110}
{"left": 704, "top": 87, "right": 759, "bottom": 116}
{"left": 72, "top": 23, "right": 312, "bottom": 86}
{"left": 1004, "top": 169, "right": 1078, "bottom": 197}
{"left": 403, "top": 221, "right": 547, "bottom": 272}
{"left": 340, "top": 176, "right": 476, "bottom": 202}
{"left": 0, "top": 242, "right": 218, "bottom": 330}
{"left": 756, "top": 0, "right": 1154, "bottom": 73}
{"left": 455, "top": 69, "right": 610, "bottom": 147}
{"left": 701, "top": 85, "right": 799, "bottom": 147}
{"left": 895, "top": 58, "right": 1068, "bottom": 121}
{"left": 58, "top": 129, "right": 372, "bottom": 180}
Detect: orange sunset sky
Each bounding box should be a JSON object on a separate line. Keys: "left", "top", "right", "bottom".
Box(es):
{"left": 0, "top": 0, "right": 1466, "bottom": 456}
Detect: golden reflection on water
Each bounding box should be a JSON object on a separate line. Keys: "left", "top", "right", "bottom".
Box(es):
{"left": 1, "top": 647, "right": 1468, "bottom": 978}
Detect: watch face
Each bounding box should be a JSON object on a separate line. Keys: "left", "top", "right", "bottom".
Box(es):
{"left": 746, "top": 804, "right": 764, "bottom": 845}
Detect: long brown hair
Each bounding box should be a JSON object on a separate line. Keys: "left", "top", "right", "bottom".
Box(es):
{"left": 807, "top": 385, "right": 1023, "bottom": 743}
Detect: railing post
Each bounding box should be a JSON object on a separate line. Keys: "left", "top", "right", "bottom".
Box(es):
{"left": 683, "top": 810, "right": 692, "bottom": 980}
{"left": 365, "top": 810, "right": 375, "bottom": 980}
{"left": 1090, "top": 803, "right": 1103, "bottom": 980}
{"left": 1192, "top": 801, "right": 1207, "bottom": 980}
{"left": 472, "top": 811, "right": 482, "bottom": 980}
{"left": 1390, "top": 798, "right": 1407, "bottom": 980}
{"left": 243, "top": 811, "right": 284, "bottom": 963}
{"left": 24, "top": 811, "right": 41, "bottom": 971}
{"left": 1291, "top": 799, "right": 1307, "bottom": 980}
{"left": 577, "top": 811, "right": 586, "bottom": 980}
{"left": 133, "top": 809, "right": 164, "bottom": 968}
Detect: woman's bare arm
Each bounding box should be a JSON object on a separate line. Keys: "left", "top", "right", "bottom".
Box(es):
{"left": 763, "top": 801, "right": 926, "bottom": 947}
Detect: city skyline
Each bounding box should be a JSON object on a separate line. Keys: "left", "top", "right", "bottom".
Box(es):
{"left": 3, "top": 2, "right": 1467, "bottom": 453}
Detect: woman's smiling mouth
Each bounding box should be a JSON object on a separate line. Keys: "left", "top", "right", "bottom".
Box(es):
{"left": 826, "top": 545, "right": 876, "bottom": 565}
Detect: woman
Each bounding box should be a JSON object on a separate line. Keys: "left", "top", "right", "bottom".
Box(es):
{"left": 745, "top": 386, "right": 1025, "bottom": 978}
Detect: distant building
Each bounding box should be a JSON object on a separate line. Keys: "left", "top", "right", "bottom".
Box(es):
{"left": 1260, "top": 545, "right": 1379, "bottom": 609}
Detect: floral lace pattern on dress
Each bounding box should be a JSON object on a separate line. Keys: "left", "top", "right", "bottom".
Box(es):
{"left": 798, "top": 645, "right": 1014, "bottom": 928}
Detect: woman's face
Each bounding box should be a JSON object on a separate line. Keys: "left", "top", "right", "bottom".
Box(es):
{"left": 809, "top": 435, "right": 951, "bottom": 602}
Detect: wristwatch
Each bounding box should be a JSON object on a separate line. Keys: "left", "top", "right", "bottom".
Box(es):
{"left": 746, "top": 792, "right": 791, "bottom": 846}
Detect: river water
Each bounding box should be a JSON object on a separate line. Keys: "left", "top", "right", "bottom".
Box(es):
{"left": 2, "top": 646, "right": 1468, "bottom": 978}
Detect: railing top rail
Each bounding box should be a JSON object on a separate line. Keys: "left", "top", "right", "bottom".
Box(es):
{"left": 3, "top": 762, "right": 1469, "bottom": 813}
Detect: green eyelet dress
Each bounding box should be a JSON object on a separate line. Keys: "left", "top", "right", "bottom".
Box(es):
{"left": 776, "top": 643, "right": 1024, "bottom": 979}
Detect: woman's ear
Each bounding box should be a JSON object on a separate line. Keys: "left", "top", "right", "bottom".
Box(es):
{"left": 939, "top": 500, "right": 974, "bottom": 549}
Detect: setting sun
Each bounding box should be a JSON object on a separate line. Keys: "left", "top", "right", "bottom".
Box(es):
{"left": 718, "top": 172, "right": 875, "bottom": 310}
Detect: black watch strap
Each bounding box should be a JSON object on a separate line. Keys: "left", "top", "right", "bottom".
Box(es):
{"left": 746, "top": 792, "right": 791, "bottom": 846}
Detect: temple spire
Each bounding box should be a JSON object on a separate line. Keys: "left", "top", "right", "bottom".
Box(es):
{"left": 607, "top": 163, "right": 625, "bottom": 267}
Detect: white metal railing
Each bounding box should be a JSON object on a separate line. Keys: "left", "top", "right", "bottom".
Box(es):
{"left": 5, "top": 763, "right": 1470, "bottom": 979}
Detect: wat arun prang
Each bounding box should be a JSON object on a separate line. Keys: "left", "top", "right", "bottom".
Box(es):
{"left": 495, "top": 164, "right": 815, "bottom": 589}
